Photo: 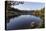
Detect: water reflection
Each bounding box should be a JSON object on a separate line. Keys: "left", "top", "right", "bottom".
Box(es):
{"left": 6, "top": 15, "right": 42, "bottom": 30}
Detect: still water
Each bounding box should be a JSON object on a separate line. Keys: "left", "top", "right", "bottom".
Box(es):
{"left": 7, "top": 15, "right": 42, "bottom": 30}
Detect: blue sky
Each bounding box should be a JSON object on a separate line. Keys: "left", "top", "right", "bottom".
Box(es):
{"left": 11, "top": 2, "right": 45, "bottom": 11}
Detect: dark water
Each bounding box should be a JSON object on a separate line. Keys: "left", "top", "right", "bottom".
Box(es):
{"left": 7, "top": 15, "right": 42, "bottom": 30}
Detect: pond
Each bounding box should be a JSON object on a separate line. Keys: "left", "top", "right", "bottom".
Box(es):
{"left": 6, "top": 15, "right": 43, "bottom": 30}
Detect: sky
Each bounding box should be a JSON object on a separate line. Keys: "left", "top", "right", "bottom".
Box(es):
{"left": 11, "top": 2, "right": 45, "bottom": 11}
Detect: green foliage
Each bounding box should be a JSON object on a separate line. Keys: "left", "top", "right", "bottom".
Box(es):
{"left": 32, "top": 8, "right": 45, "bottom": 28}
